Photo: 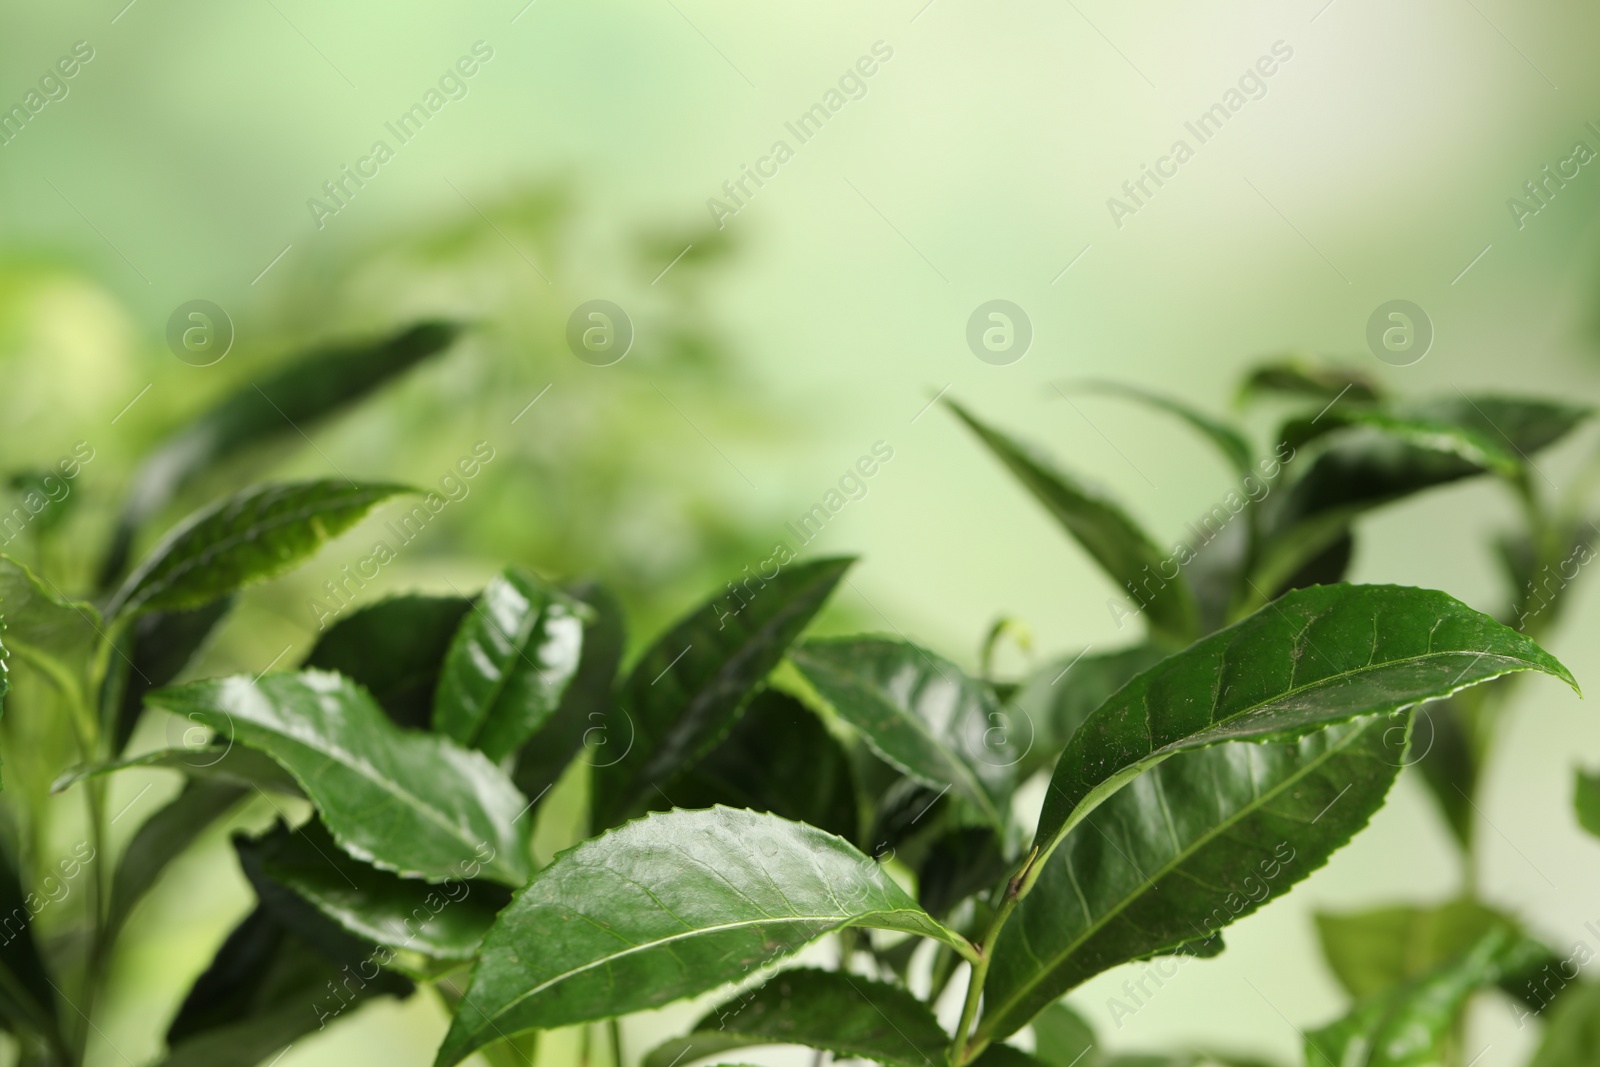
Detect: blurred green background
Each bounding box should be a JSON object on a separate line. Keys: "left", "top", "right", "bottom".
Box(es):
{"left": 3, "top": 0, "right": 1600, "bottom": 1064}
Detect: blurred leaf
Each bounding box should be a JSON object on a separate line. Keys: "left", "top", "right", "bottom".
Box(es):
{"left": 1411, "top": 697, "right": 1480, "bottom": 851}
{"left": 1304, "top": 929, "right": 1513, "bottom": 1067}
{"left": 107, "top": 481, "right": 412, "bottom": 619}
{"left": 510, "top": 579, "right": 624, "bottom": 804}
{"left": 790, "top": 637, "right": 1014, "bottom": 829}
{"left": 1279, "top": 409, "right": 1522, "bottom": 476}
{"left": 99, "top": 320, "right": 461, "bottom": 588}
{"left": 238, "top": 818, "right": 510, "bottom": 972}
{"left": 53, "top": 744, "right": 304, "bottom": 797}
{"left": 0, "top": 553, "right": 99, "bottom": 692}
{"left": 432, "top": 568, "right": 587, "bottom": 762}
{"left": 1032, "top": 584, "right": 1577, "bottom": 864}
{"left": 1576, "top": 767, "right": 1600, "bottom": 839}
{"left": 1313, "top": 899, "right": 1531, "bottom": 1001}
{"left": 303, "top": 594, "right": 472, "bottom": 731}
{"left": 661, "top": 688, "right": 858, "bottom": 841}
{"left": 109, "top": 597, "right": 235, "bottom": 753}
{"left": 433, "top": 807, "right": 970, "bottom": 1066}
{"left": 1528, "top": 982, "right": 1600, "bottom": 1067}
{"left": 1028, "top": 1002, "right": 1098, "bottom": 1067}
{"left": 0, "top": 839, "right": 64, "bottom": 1055}
{"left": 919, "top": 825, "right": 1008, "bottom": 917}
{"left": 1068, "top": 381, "right": 1255, "bottom": 476}
{"left": 980, "top": 719, "right": 1402, "bottom": 1042}
{"left": 147, "top": 671, "right": 533, "bottom": 885}
{"left": 5, "top": 471, "right": 77, "bottom": 537}
{"left": 947, "top": 400, "right": 1198, "bottom": 642}
{"left": 1235, "top": 358, "right": 1382, "bottom": 407}
{"left": 592, "top": 557, "right": 852, "bottom": 827}
{"left": 1005, "top": 645, "right": 1168, "bottom": 778}
{"left": 641, "top": 969, "right": 948, "bottom": 1067}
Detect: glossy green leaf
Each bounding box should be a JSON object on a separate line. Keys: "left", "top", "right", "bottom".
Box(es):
{"left": 1304, "top": 928, "right": 1513, "bottom": 1067}
{"left": 1006, "top": 645, "right": 1169, "bottom": 778}
{"left": 432, "top": 568, "right": 587, "bottom": 761}
{"left": 641, "top": 969, "right": 949, "bottom": 1067}
{"left": 99, "top": 320, "right": 461, "bottom": 588}
{"left": 790, "top": 637, "right": 1014, "bottom": 828}
{"left": 159, "top": 904, "right": 411, "bottom": 1067}
{"left": 1313, "top": 899, "right": 1529, "bottom": 1002}
{"left": 1280, "top": 409, "right": 1521, "bottom": 476}
{"left": 106, "top": 779, "right": 250, "bottom": 943}
{"left": 1031, "top": 584, "right": 1576, "bottom": 863}
{"left": 433, "top": 807, "right": 970, "bottom": 1066}
{"left": 1235, "top": 358, "right": 1382, "bottom": 407}
{"left": 948, "top": 401, "right": 1198, "bottom": 641}
{"left": 511, "top": 579, "right": 625, "bottom": 803}
{"left": 1576, "top": 767, "right": 1600, "bottom": 839}
{"left": 52, "top": 744, "right": 304, "bottom": 797}
{"left": 661, "top": 688, "right": 858, "bottom": 841}
{"left": 1528, "top": 982, "right": 1600, "bottom": 1067}
{"left": 109, "top": 597, "right": 235, "bottom": 753}
{"left": 592, "top": 557, "right": 852, "bottom": 827}
{"left": 304, "top": 594, "right": 472, "bottom": 730}
{"left": 238, "top": 818, "right": 510, "bottom": 969}
{"left": 108, "top": 480, "right": 412, "bottom": 619}
{"left": 147, "top": 671, "right": 533, "bottom": 885}
{"left": 981, "top": 718, "right": 1403, "bottom": 1042}
{"left": 1069, "top": 381, "right": 1254, "bottom": 476}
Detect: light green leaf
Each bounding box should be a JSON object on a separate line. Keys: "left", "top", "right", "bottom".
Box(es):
{"left": 1069, "top": 381, "right": 1255, "bottom": 476}
{"left": 980, "top": 718, "right": 1403, "bottom": 1042}
{"left": 947, "top": 401, "right": 1198, "bottom": 642}
{"left": 790, "top": 637, "right": 1014, "bottom": 828}
{"left": 1031, "top": 584, "right": 1576, "bottom": 865}
{"left": 432, "top": 807, "right": 970, "bottom": 1066}
{"left": 0, "top": 553, "right": 99, "bottom": 696}
{"left": 147, "top": 671, "right": 533, "bottom": 885}
{"left": 1313, "top": 899, "right": 1532, "bottom": 1002}
{"left": 1528, "top": 982, "right": 1600, "bottom": 1067}
{"left": 641, "top": 968, "right": 949, "bottom": 1067}
{"left": 432, "top": 568, "right": 587, "bottom": 761}
{"left": 108, "top": 480, "right": 411, "bottom": 619}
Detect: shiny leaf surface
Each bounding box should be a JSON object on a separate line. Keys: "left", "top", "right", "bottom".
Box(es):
{"left": 304, "top": 594, "right": 472, "bottom": 730}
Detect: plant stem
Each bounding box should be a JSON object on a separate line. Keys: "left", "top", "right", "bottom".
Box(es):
{"left": 947, "top": 850, "right": 1036, "bottom": 1066}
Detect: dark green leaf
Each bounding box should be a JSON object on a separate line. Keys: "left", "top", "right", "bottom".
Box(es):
{"left": 147, "top": 671, "right": 533, "bottom": 885}
{"left": 1068, "top": 381, "right": 1255, "bottom": 476}
{"left": 1006, "top": 645, "right": 1169, "bottom": 778}
{"left": 947, "top": 401, "right": 1198, "bottom": 641}
{"left": 1411, "top": 696, "right": 1480, "bottom": 850}
{"left": 433, "top": 807, "right": 970, "bottom": 1066}
{"left": 662, "top": 689, "right": 858, "bottom": 841}
{"left": 99, "top": 320, "right": 461, "bottom": 588}
{"left": 1304, "top": 928, "right": 1514, "bottom": 1067}
{"left": 981, "top": 718, "right": 1403, "bottom": 1042}
{"left": 1528, "top": 982, "right": 1600, "bottom": 1067}
{"left": 790, "top": 637, "right": 1014, "bottom": 828}
{"left": 641, "top": 969, "right": 949, "bottom": 1067}
{"left": 239, "top": 818, "right": 510, "bottom": 971}
{"left": 108, "top": 480, "right": 412, "bottom": 619}
{"left": 304, "top": 594, "right": 472, "bottom": 730}
{"left": 1031, "top": 584, "right": 1576, "bottom": 863}
{"left": 1279, "top": 409, "right": 1521, "bottom": 476}
{"left": 432, "top": 568, "right": 587, "bottom": 761}
{"left": 1313, "top": 899, "right": 1532, "bottom": 1001}
{"left": 53, "top": 745, "right": 304, "bottom": 797}
{"left": 0, "top": 839, "right": 64, "bottom": 1054}
{"left": 593, "top": 557, "right": 852, "bottom": 827}
{"left": 919, "top": 826, "right": 1007, "bottom": 917}
{"left": 1235, "top": 358, "right": 1382, "bottom": 407}
{"left": 511, "top": 579, "right": 625, "bottom": 803}
{"left": 1576, "top": 767, "right": 1600, "bottom": 839}
{"left": 109, "top": 597, "right": 235, "bottom": 753}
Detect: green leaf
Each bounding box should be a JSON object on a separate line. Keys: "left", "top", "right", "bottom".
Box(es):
{"left": 432, "top": 568, "right": 587, "bottom": 761}
{"left": 1528, "top": 982, "right": 1600, "bottom": 1067}
{"left": 641, "top": 968, "right": 949, "bottom": 1067}
{"left": 1028, "top": 1002, "right": 1097, "bottom": 1067}
{"left": 109, "top": 597, "right": 235, "bottom": 753}
{"left": 238, "top": 818, "right": 510, "bottom": 971}
{"left": 52, "top": 745, "right": 304, "bottom": 797}
{"left": 1069, "top": 381, "right": 1255, "bottom": 476}
{"left": 511, "top": 579, "right": 625, "bottom": 803}
{"left": 304, "top": 594, "right": 472, "bottom": 730}
{"left": 1006, "top": 645, "right": 1169, "bottom": 778}
{"left": 0, "top": 840, "right": 64, "bottom": 1055}
{"left": 661, "top": 689, "right": 859, "bottom": 841}
{"left": 1030, "top": 584, "right": 1576, "bottom": 863}
{"left": 0, "top": 553, "right": 99, "bottom": 694}
{"left": 159, "top": 904, "right": 411, "bottom": 1067}
{"left": 1235, "top": 358, "right": 1382, "bottom": 407}
{"left": 99, "top": 320, "right": 461, "bottom": 588}
{"left": 947, "top": 401, "right": 1198, "bottom": 642}
{"left": 1410, "top": 696, "right": 1480, "bottom": 850}
{"left": 108, "top": 480, "right": 412, "bottom": 619}
{"left": 1576, "top": 767, "right": 1600, "bottom": 839}
{"left": 105, "top": 779, "right": 250, "bottom": 944}
{"left": 1313, "top": 899, "right": 1530, "bottom": 1002}
{"left": 980, "top": 718, "right": 1403, "bottom": 1042}
{"left": 593, "top": 557, "right": 852, "bottom": 827}
{"left": 919, "top": 826, "right": 1008, "bottom": 917}
{"left": 790, "top": 637, "right": 1014, "bottom": 828}
{"left": 1279, "top": 409, "right": 1521, "bottom": 476}
{"left": 1304, "top": 928, "right": 1515, "bottom": 1067}
{"left": 147, "top": 671, "right": 533, "bottom": 885}
{"left": 432, "top": 806, "right": 970, "bottom": 1067}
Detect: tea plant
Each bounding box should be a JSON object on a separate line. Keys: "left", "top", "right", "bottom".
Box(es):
{"left": 1, "top": 347, "right": 1596, "bottom": 1067}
